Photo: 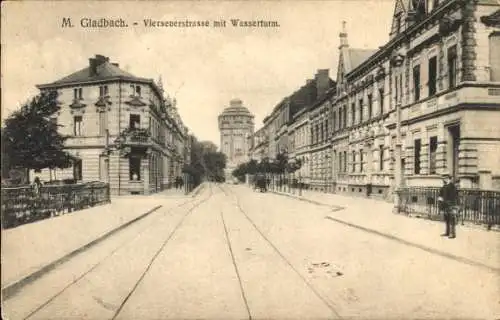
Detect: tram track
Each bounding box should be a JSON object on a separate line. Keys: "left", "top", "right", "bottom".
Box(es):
{"left": 216, "top": 184, "right": 343, "bottom": 319}
{"left": 15, "top": 184, "right": 215, "bottom": 320}
{"left": 110, "top": 184, "right": 215, "bottom": 319}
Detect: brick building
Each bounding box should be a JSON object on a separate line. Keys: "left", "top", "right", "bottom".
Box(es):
{"left": 34, "top": 54, "right": 190, "bottom": 195}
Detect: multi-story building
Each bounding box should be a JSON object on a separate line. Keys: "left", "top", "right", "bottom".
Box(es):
{"left": 254, "top": 0, "right": 500, "bottom": 197}
{"left": 330, "top": 0, "right": 500, "bottom": 198}
{"left": 248, "top": 126, "right": 269, "bottom": 162}
{"left": 218, "top": 99, "right": 255, "bottom": 179}
{"left": 289, "top": 108, "right": 311, "bottom": 181}
{"left": 34, "top": 54, "right": 190, "bottom": 195}
{"left": 307, "top": 70, "right": 336, "bottom": 191}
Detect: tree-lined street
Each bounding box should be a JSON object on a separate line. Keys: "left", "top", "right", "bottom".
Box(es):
{"left": 3, "top": 183, "right": 499, "bottom": 320}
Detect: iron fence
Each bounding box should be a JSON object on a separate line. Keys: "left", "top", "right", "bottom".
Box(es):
{"left": 1, "top": 182, "right": 110, "bottom": 229}
{"left": 396, "top": 187, "right": 500, "bottom": 228}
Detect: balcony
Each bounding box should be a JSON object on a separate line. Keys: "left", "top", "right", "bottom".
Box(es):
{"left": 121, "top": 128, "right": 150, "bottom": 145}
{"left": 114, "top": 128, "right": 151, "bottom": 156}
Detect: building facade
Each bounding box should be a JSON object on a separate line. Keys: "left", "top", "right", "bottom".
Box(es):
{"left": 248, "top": 126, "right": 269, "bottom": 162}
{"left": 34, "top": 54, "right": 190, "bottom": 195}
{"left": 218, "top": 99, "right": 255, "bottom": 179}
{"left": 253, "top": 0, "right": 500, "bottom": 197}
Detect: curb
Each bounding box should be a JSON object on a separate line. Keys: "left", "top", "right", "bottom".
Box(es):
{"left": 271, "top": 189, "right": 499, "bottom": 233}
{"left": 270, "top": 190, "right": 345, "bottom": 212}
{"left": 324, "top": 215, "right": 500, "bottom": 274}
{"left": 1, "top": 205, "right": 163, "bottom": 300}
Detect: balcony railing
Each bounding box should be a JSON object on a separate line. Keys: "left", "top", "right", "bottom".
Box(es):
{"left": 1, "top": 182, "right": 110, "bottom": 229}
{"left": 396, "top": 187, "right": 500, "bottom": 228}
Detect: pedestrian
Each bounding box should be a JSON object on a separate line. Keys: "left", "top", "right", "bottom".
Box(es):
{"left": 438, "top": 173, "right": 459, "bottom": 239}
{"left": 33, "top": 176, "right": 42, "bottom": 197}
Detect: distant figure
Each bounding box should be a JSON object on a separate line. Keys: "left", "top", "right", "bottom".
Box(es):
{"left": 438, "top": 173, "right": 459, "bottom": 239}
{"left": 33, "top": 177, "right": 42, "bottom": 197}
{"left": 175, "top": 176, "right": 184, "bottom": 190}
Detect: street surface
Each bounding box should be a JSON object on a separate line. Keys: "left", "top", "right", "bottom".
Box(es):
{"left": 2, "top": 183, "right": 499, "bottom": 320}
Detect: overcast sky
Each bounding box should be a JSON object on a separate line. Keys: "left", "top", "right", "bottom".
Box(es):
{"left": 2, "top": 0, "right": 393, "bottom": 147}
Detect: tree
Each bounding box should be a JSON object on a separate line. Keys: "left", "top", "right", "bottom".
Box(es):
{"left": 2, "top": 91, "right": 73, "bottom": 174}
{"left": 203, "top": 151, "right": 226, "bottom": 181}
{"left": 183, "top": 135, "right": 226, "bottom": 184}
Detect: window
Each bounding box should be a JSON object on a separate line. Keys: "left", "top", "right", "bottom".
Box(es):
{"left": 379, "top": 89, "right": 384, "bottom": 114}
{"left": 367, "top": 94, "right": 373, "bottom": 119}
{"left": 448, "top": 45, "right": 457, "bottom": 89}
{"left": 73, "top": 159, "right": 83, "bottom": 181}
{"left": 325, "top": 120, "right": 329, "bottom": 138}
{"left": 490, "top": 33, "right": 500, "bottom": 81}
{"left": 414, "top": 138, "right": 421, "bottom": 174}
{"left": 399, "top": 75, "right": 403, "bottom": 102}
{"left": 98, "top": 112, "right": 107, "bottom": 136}
{"left": 73, "top": 88, "right": 82, "bottom": 100}
{"left": 395, "top": 75, "right": 399, "bottom": 103}
{"left": 428, "top": 56, "right": 437, "bottom": 96}
{"left": 429, "top": 136, "right": 438, "bottom": 174}
{"left": 351, "top": 103, "right": 356, "bottom": 125}
{"left": 333, "top": 113, "right": 337, "bottom": 132}
{"left": 413, "top": 64, "right": 421, "bottom": 101}
{"left": 359, "top": 99, "right": 364, "bottom": 123}
{"left": 352, "top": 151, "right": 356, "bottom": 172}
{"left": 343, "top": 106, "right": 347, "bottom": 128}
{"left": 337, "top": 152, "right": 343, "bottom": 172}
{"left": 343, "top": 151, "right": 347, "bottom": 172}
{"left": 129, "top": 156, "right": 141, "bottom": 181}
{"left": 131, "top": 85, "right": 142, "bottom": 96}
{"left": 129, "top": 114, "right": 140, "bottom": 129}
{"left": 396, "top": 16, "right": 401, "bottom": 34}
{"left": 73, "top": 116, "right": 82, "bottom": 136}
{"left": 99, "top": 85, "right": 109, "bottom": 97}
{"left": 360, "top": 149, "right": 364, "bottom": 172}
{"left": 379, "top": 145, "right": 384, "bottom": 171}
{"left": 339, "top": 108, "right": 343, "bottom": 129}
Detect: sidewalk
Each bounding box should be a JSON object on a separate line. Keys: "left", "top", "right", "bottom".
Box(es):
{"left": 1, "top": 196, "right": 175, "bottom": 289}
{"left": 272, "top": 189, "right": 500, "bottom": 273}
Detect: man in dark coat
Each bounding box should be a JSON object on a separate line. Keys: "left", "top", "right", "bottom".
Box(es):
{"left": 438, "top": 173, "right": 459, "bottom": 238}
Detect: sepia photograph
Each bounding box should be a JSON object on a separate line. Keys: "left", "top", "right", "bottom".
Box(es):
{"left": 1, "top": 0, "right": 500, "bottom": 319}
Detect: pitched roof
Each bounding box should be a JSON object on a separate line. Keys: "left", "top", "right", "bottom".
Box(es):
{"left": 347, "top": 48, "right": 378, "bottom": 72}
{"left": 37, "top": 56, "right": 149, "bottom": 88}
{"left": 481, "top": 9, "right": 500, "bottom": 26}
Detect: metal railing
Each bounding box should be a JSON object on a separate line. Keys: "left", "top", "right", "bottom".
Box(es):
{"left": 396, "top": 187, "right": 500, "bottom": 228}
{"left": 1, "top": 182, "right": 111, "bottom": 229}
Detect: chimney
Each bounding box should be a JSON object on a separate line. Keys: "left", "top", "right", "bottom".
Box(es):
{"left": 89, "top": 58, "right": 97, "bottom": 77}
{"left": 315, "top": 69, "right": 330, "bottom": 100}
{"left": 89, "top": 55, "right": 109, "bottom": 76}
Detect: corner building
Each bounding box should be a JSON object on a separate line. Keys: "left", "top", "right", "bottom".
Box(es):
{"left": 329, "top": 0, "right": 500, "bottom": 198}
{"left": 35, "top": 54, "right": 190, "bottom": 195}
